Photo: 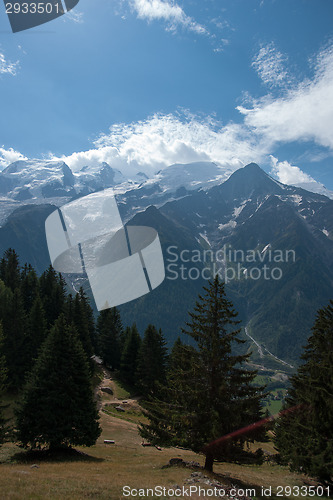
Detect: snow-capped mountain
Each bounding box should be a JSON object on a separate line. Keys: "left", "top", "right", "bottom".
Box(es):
{"left": 119, "top": 163, "right": 333, "bottom": 366}
{"left": 0, "top": 162, "right": 332, "bottom": 368}
{"left": 0, "top": 159, "right": 231, "bottom": 224}
{"left": 0, "top": 159, "right": 126, "bottom": 202}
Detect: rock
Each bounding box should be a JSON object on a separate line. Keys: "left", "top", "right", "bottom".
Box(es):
{"left": 101, "top": 387, "right": 113, "bottom": 395}
{"left": 169, "top": 458, "right": 186, "bottom": 467}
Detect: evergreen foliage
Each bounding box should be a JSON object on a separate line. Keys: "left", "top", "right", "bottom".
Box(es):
{"left": 0, "top": 248, "right": 21, "bottom": 292}
{"left": 25, "top": 294, "right": 48, "bottom": 373}
{"left": 0, "top": 323, "right": 9, "bottom": 446}
{"left": 1, "top": 287, "right": 27, "bottom": 388}
{"left": 274, "top": 300, "right": 333, "bottom": 484}
{"left": 120, "top": 324, "right": 141, "bottom": 386}
{"left": 140, "top": 276, "right": 265, "bottom": 471}
{"left": 136, "top": 325, "right": 168, "bottom": 397}
{"left": 97, "top": 307, "right": 123, "bottom": 370}
{"left": 39, "top": 266, "right": 66, "bottom": 327}
{"left": 16, "top": 314, "right": 101, "bottom": 450}
{"left": 20, "top": 263, "right": 39, "bottom": 312}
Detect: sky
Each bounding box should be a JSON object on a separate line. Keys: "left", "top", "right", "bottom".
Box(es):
{"left": 0, "top": 0, "right": 333, "bottom": 189}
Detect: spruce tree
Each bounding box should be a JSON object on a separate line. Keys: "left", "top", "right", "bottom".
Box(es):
{"left": 1, "top": 287, "right": 27, "bottom": 388}
{"left": 78, "top": 288, "right": 96, "bottom": 353}
{"left": 140, "top": 276, "right": 265, "bottom": 471}
{"left": 274, "top": 300, "right": 333, "bottom": 484}
{"left": 16, "top": 314, "right": 101, "bottom": 450}
{"left": 0, "top": 248, "right": 21, "bottom": 292}
{"left": 0, "top": 323, "right": 9, "bottom": 446}
{"left": 120, "top": 324, "right": 141, "bottom": 386}
{"left": 97, "top": 307, "right": 123, "bottom": 370}
{"left": 70, "top": 293, "right": 94, "bottom": 370}
{"left": 20, "top": 264, "right": 39, "bottom": 312}
{"left": 39, "top": 266, "right": 66, "bottom": 328}
{"left": 136, "top": 325, "right": 168, "bottom": 397}
{"left": 25, "top": 294, "right": 48, "bottom": 373}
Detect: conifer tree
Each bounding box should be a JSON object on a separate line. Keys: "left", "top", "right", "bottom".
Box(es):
{"left": 136, "top": 325, "right": 168, "bottom": 397}
{"left": 0, "top": 248, "right": 21, "bottom": 292}
{"left": 140, "top": 276, "right": 265, "bottom": 472}
{"left": 72, "top": 293, "right": 94, "bottom": 370}
{"left": 97, "top": 307, "right": 123, "bottom": 370}
{"left": 0, "top": 287, "right": 27, "bottom": 388}
{"left": 25, "top": 294, "right": 48, "bottom": 373}
{"left": 20, "top": 264, "right": 39, "bottom": 312}
{"left": 16, "top": 314, "right": 101, "bottom": 450}
{"left": 39, "top": 266, "right": 66, "bottom": 327}
{"left": 0, "top": 323, "right": 9, "bottom": 446}
{"left": 274, "top": 300, "right": 333, "bottom": 484}
{"left": 78, "top": 288, "right": 96, "bottom": 353}
{"left": 120, "top": 324, "right": 141, "bottom": 386}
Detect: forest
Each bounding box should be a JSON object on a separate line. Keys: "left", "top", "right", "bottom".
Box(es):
{"left": 0, "top": 247, "right": 332, "bottom": 495}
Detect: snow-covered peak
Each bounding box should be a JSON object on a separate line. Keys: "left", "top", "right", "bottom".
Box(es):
{"left": 155, "top": 161, "right": 232, "bottom": 193}
{"left": 292, "top": 181, "right": 333, "bottom": 200}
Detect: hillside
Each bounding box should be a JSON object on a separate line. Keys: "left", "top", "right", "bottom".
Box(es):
{"left": 0, "top": 366, "right": 323, "bottom": 500}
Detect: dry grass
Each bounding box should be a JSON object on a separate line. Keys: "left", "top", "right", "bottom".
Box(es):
{"left": 0, "top": 373, "right": 324, "bottom": 499}
{"left": 0, "top": 411, "right": 321, "bottom": 500}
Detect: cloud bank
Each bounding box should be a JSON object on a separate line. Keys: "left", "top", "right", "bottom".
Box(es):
{"left": 2, "top": 43, "right": 333, "bottom": 194}
{"left": 0, "top": 147, "right": 27, "bottom": 169}
{"left": 56, "top": 112, "right": 261, "bottom": 175}
{"left": 240, "top": 44, "right": 333, "bottom": 150}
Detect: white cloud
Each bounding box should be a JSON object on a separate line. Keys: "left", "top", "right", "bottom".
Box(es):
{"left": 239, "top": 44, "right": 333, "bottom": 150}
{"left": 54, "top": 112, "right": 264, "bottom": 175}
{"left": 130, "top": 0, "right": 207, "bottom": 35}
{"left": 270, "top": 156, "right": 315, "bottom": 185}
{"left": 269, "top": 155, "right": 333, "bottom": 198}
{"left": 0, "top": 51, "right": 19, "bottom": 76}
{"left": 0, "top": 147, "right": 27, "bottom": 169}
{"left": 252, "top": 42, "right": 291, "bottom": 88}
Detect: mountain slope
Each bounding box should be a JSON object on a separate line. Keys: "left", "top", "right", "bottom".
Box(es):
{"left": 0, "top": 163, "right": 332, "bottom": 366}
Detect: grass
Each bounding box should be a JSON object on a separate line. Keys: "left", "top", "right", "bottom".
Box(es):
{"left": 102, "top": 404, "right": 146, "bottom": 425}
{"left": 0, "top": 374, "right": 327, "bottom": 499}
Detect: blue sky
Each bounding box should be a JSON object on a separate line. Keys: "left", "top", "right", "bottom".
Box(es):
{"left": 0, "top": 0, "right": 333, "bottom": 189}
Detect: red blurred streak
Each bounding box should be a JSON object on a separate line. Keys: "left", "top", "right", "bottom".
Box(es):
{"left": 203, "top": 404, "right": 305, "bottom": 454}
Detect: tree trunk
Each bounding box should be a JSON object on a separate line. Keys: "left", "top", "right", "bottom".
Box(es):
{"left": 204, "top": 453, "right": 214, "bottom": 472}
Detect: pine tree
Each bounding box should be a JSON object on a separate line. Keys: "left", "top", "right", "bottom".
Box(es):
{"left": 16, "top": 314, "right": 101, "bottom": 450}
{"left": 39, "top": 266, "right": 66, "bottom": 328}
{"left": 78, "top": 288, "right": 96, "bottom": 353}
{"left": 0, "top": 248, "right": 21, "bottom": 292}
{"left": 136, "top": 325, "right": 168, "bottom": 397}
{"left": 68, "top": 293, "right": 94, "bottom": 370}
{"left": 0, "top": 323, "right": 9, "bottom": 446}
{"left": 140, "top": 276, "right": 265, "bottom": 471}
{"left": 20, "top": 264, "right": 39, "bottom": 312}
{"left": 25, "top": 295, "right": 48, "bottom": 374}
{"left": 0, "top": 287, "right": 27, "bottom": 388}
{"left": 97, "top": 307, "right": 123, "bottom": 370}
{"left": 120, "top": 324, "right": 141, "bottom": 386}
{"left": 274, "top": 300, "right": 333, "bottom": 484}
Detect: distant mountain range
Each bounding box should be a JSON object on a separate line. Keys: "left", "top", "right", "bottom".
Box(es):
{"left": 0, "top": 160, "right": 332, "bottom": 368}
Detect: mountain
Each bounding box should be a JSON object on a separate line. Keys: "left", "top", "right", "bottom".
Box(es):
{"left": 0, "top": 204, "right": 54, "bottom": 273}
{"left": 0, "top": 162, "right": 332, "bottom": 367}
{"left": 0, "top": 160, "right": 229, "bottom": 225}
{"left": 0, "top": 160, "right": 126, "bottom": 218}
{"left": 159, "top": 163, "right": 333, "bottom": 364}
